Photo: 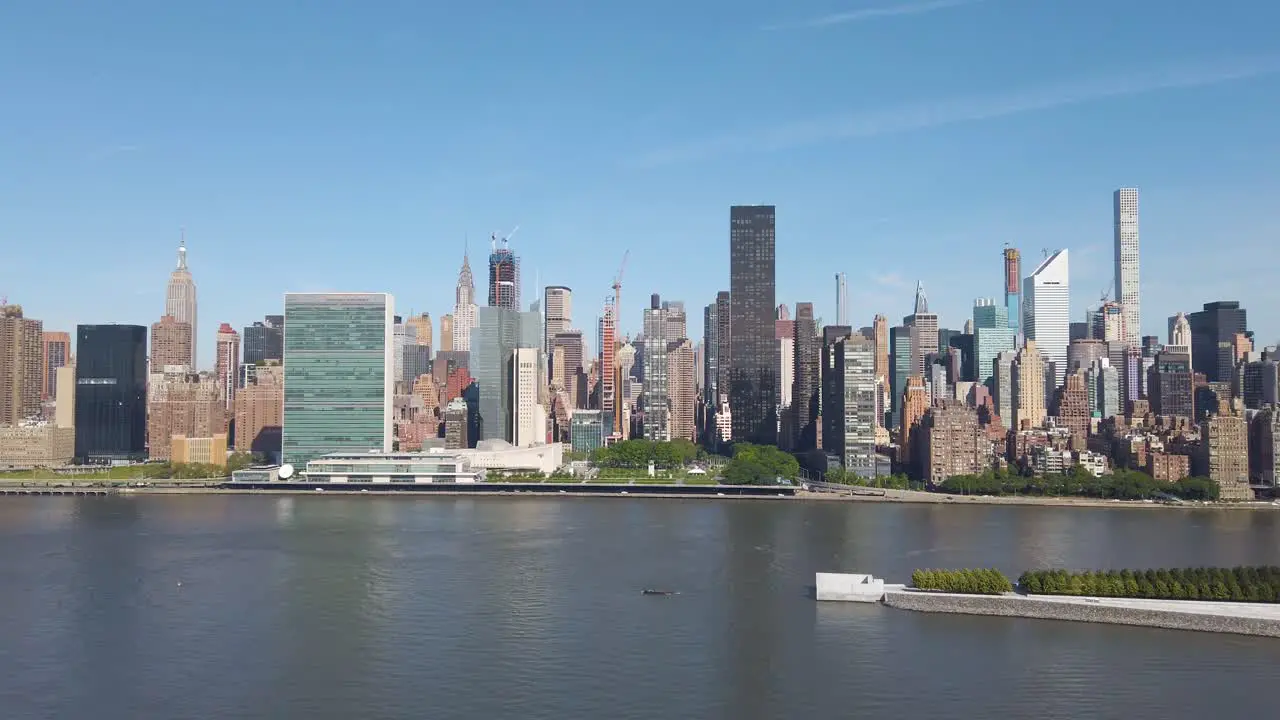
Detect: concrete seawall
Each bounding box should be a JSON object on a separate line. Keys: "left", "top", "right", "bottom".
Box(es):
{"left": 883, "top": 590, "right": 1280, "bottom": 638}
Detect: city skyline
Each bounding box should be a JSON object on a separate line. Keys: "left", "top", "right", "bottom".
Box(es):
{"left": 4, "top": 2, "right": 1280, "bottom": 362}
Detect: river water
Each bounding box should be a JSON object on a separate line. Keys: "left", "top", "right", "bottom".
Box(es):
{"left": 1, "top": 495, "right": 1278, "bottom": 719}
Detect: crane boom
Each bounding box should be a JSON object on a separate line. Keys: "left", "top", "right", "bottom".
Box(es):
{"left": 612, "top": 250, "right": 630, "bottom": 326}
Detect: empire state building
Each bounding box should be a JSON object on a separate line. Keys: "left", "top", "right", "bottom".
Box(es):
{"left": 165, "top": 238, "right": 198, "bottom": 368}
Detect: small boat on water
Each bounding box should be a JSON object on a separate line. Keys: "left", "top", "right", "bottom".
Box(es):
{"left": 642, "top": 589, "right": 677, "bottom": 596}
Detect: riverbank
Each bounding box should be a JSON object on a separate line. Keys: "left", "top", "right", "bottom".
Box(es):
{"left": 882, "top": 587, "right": 1280, "bottom": 638}
{"left": 817, "top": 487, "right": 1280, "bottom": 510}
{"left": 1, "top": 479, "right": 1277, "bottom": 508}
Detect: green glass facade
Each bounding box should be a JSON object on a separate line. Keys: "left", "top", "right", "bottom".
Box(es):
{"left": 283, "top": 293, "right": 393, "bottom": 469}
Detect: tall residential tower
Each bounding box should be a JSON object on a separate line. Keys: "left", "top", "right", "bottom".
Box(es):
{"left": 1003, "top": 247, "right": 1021, "bottom": 333}
{"left": 1113, "top": 188, "right": 1140, "bottom": 346}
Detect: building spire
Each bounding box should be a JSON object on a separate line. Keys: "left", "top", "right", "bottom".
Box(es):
{"left": 914, "top": 281, "right": 929, "bottom": 315}
{"left": 176, "top": 228, "right": 188, "bottom": 270}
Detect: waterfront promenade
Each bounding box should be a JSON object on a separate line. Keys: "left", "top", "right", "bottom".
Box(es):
{"left": 882, "top": 586, "right": 1280, "bottom": 637}
{"left": 2, "top": 476, "right": 1280, "bottom": 508}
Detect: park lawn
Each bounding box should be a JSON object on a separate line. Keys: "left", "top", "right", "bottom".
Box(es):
{"left": 586, "top": 478, "right": 635, "bottom": 484}
{"left": 683, "top": 476, "right": 719, "bottom": 485}
{"left": 632, "top": 477, "right": 681, "bottom": 485}
{"left": 545, "top": 476, "right": 583, "bottom": 483}
{"left": 0, "top": 466, "right": 176, "bottom": 481}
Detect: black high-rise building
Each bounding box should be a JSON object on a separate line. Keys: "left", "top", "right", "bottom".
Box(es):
{"left": 1188, "top": 301, "right": 1249, "bottom": 383}
{"left": 728, "top": 205, "right": 777, "bottom": 444}
{"left": 242, "top": 315, "right": 283, "bottom": 365}
{"left": 791, "top": 302, "right": 819, "bottom": 450}
{"left": 74, "top": 324, "right": 147, "bottom": 463}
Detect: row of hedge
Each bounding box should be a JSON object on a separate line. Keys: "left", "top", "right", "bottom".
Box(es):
{"left": 910, "top": 568, "right": 1014, "bottom": 595}
{"left": 1018, "top": 567, "right": 1280, "bottom": 603}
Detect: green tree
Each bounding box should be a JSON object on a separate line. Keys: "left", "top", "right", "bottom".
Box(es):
{"left": 721, "top": 458, "right": 771, "bottom": 485}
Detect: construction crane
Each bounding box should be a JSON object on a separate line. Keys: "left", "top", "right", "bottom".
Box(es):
{"left": 490, "top": 225, "right": 520, "bottom": 251}
{"left": 1100, "top": 280, "right": 1114, "bottom": 304}
{"left": 612, "top": 250, "right": 630, "bottom": 323}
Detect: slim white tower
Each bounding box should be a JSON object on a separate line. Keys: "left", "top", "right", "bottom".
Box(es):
{"left": 835, "top": 272, "right": 849, "bottom": 327}
{"left": 1113, "top": 188, "right": 1140, "bottom": 346}
{"left": 1023, "top": 249, "right": 1070, "bottom": 387}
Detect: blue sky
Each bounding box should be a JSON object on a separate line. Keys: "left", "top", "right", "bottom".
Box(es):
{"left": 3, "top": 0, "right": 1279, "bottom": 367}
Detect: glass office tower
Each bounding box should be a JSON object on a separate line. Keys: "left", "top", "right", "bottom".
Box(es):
{"left": 75, "top": 324, "right": 147, "bottom": 463}
{"left": 282, "top": 293, "right": 393, "bottom": 469}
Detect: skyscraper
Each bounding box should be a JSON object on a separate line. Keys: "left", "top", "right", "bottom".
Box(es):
{"left": 471, "top": 306, "right": 541, "bottom": 443}
{"left": 282, "top": 293, "right": 394, "bottom": 469}
{"left": 872, "top": 314, "right": 889, "bottom": 383}
{"left": 215, "top": 323, "right": 240, "bottom": 412}
{"left": 1013, "top": 340, "right": 1047, "bottom": 431}
{"left": 1113, "top": 188, "right": 1140, "bottom": 346}
{"left": 1188, "top": 301, "right": 1248, "bottom": 384}
{"left": 703, "top": 300, "right": 720, "bottom": 406}
{"left": 822, "top": 329, "right": 877, "bottom": 477}
{"left": 791, "top": 302, "right": 819, "bottom": 450}
{"left": 1003, "top": 247, "right": 1021, "bottom": 333}
{"left": 903, "top": 282, "right": 939, "bottom": 377}
{"left": 74, "top": 324, "right": 147, "bottom": 462}
{"left": 235, "top": 361, "right": 283, "bottom": 458}
{"left": 835, "top": 272, "right": 849, "bottom": 326}
{"left": 0, "top": 305, "right": 43, "bottom": 425}
{"left": 242, "top": 315, "right": 283, "bottom": 365}
{"left": 147, "top": 370, "right": 223, "bottom": 461}
{"left": 511, "top": 346, "right": 543, "bottom": 446}
{"left": 544, "top": 286, "right": 572, "bottom": 381}
{"left": 1023, "top": 249, "right": 1070, "bottom": 387}
{"left": 713, "top": 291, "right": 731, "bottom": 407}
{"left": 439, "top": 314, "right": 454, "bottom": 353}
{"left": 150, "top": 315, "right": 193, "bottom": 371}
{"left": 487, "top": 236, "right": 521, "bottom": 310}
{"left": 164, "top": 238, "right": 198, "bottom": 368}
{"left": 405, "top": 313, "right": 433, "bottom": 351}
{"left": 728, "top": 205, "right": 777, "bottom": 444}
{"left": 972, "top": 299, "right": 1016, "bottom": 387}
{"left": 663, "top": 300, "right": 687, "bottom": 343}
{"left": 643, "top": 295, "right": 670, "bottom": 441}
{"left": 775, "top": 310, "right": 795, "bottom": 412}
{"left": 453, "top": 250, "right": 478, "bottom": 352}
{"left": 889, "top": 324, "right": 912, "bottom": 428}
{"left": 667, "top": 338, "right": 696, "bottom": 442}
{"left": 42, "top": 331, "right": 71, "bottom": 401}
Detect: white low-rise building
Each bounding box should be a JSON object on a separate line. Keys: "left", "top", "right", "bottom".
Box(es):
{"left": 434, "top": 440, "right": 563, "bottom": 476}
{"left": 816, "top": 572, "right": 886, "bottom": 602}
{"left": 303, "top": 452, "right": 479, "bottom": 484}
{"left": 292, "top": 441, "right": 566, "bottom": 483}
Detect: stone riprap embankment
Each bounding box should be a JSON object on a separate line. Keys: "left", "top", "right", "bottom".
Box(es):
{"left": 883, "top": 589, "right": 1280, "bottom": 638}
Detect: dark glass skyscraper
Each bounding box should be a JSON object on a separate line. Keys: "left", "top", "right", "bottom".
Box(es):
{"left": 74, "top": 324, "right": 147, "bottom": 463}
{"left": 791, "top": 301, "right": 819, "bottom": 450}
{"left": 1188, "top": 301, "right": 1249, "bottom": 383}
{"left": 728, "top": 205, "right": 777, "bottom": 444}
{"left": 242, "top": 315, "right": 284, "bottom": 365}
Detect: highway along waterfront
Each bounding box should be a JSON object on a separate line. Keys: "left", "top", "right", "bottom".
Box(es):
{"left": 2, "top": 495, "right": 1279, "bottom": 719}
